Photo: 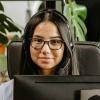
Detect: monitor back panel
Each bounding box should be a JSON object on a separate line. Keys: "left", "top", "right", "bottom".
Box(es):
{"left": 14, "top": 75, "right": 100, "bottom": 100}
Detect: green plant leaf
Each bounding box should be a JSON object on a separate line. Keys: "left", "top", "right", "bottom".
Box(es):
{"left": 0, "top": 13, "right": 13, "bottom": 22}
{"left": 0, "top": 32, "right": 8, "bottom": 44}
{"left": 0, "top": 24, "right": 6, "bottom": 33}
{"left": 0, "top": 2, "right": 4, "bottom": 11}
{"left": 0, "top": 13, "right": 21, "bottom": 33}
{"left": 72, "top": 1, "right": 87, "bottom": 20}
{"left": 73, "top": 18, "right": 85, "bottom": 41}
{"left": 75, "top": 16, "right": 87, "bottom": 35}
{"left": 63, "top": 0, "right": 87, "bottom": 41}
{"left": 0, "top": 2, "right": 22, "bottom": 45}
{"left": 11, "top": 35, "right": 19, "bottom": 41}
{"left": 3, "top": 18, "right": 21, "bottom": 32}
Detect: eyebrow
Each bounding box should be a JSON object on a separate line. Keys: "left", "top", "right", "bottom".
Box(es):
{"left": 32, "top": 35, "right": 61, "bottom": 39}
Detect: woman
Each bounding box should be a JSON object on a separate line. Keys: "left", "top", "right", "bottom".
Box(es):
{"left": 0, "top": 9, "right": 79, "bottom": 100}
{"left": 20, "top": 9, "right": 79, "bottom": 75}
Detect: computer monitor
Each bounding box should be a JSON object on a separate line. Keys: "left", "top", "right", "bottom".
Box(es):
{"left": 14, "top": 75, "right": 100, "bottom": 100}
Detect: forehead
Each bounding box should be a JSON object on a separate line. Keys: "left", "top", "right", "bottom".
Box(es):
{"left": 33, "top": 21, "right": 61, "bottom": 38}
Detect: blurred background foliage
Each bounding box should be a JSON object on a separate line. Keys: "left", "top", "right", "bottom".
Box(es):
{"left": 0, "top": 1, "right": 22, "bottom": 45}
{"left": 63, "top": 0, "right": 87, "bottom": 41}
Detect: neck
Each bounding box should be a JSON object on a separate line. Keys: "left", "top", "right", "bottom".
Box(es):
{"left": 42, "top": 69, "right": 55, "bottom": 75}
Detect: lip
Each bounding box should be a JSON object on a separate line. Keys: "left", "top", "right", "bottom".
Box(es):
{"left": 38, "top": 57, "right": 53, "bottom": 60}
{"left": 38, "top": 57, "right": 53, "bottom": 63}
{"left": 38, "top": 56, "right": 54, "bottom": 58}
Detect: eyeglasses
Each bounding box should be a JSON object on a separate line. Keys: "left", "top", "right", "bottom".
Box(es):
{"left": 30, "top": 37, "right": 64, "bottom": 50}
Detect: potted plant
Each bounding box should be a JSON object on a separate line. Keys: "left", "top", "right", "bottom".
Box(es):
{"left": 0, "top": 1, "right": 22, "bottom": 72}
{"left": 63, "top": 0, "right": 87, "bottom": 41}
{"left": 0, "top": 1, "right": 21, "bottom": 54}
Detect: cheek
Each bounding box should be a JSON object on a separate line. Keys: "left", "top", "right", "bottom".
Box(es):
{"left": 30, "top": 46, "right": 39, "bottom": 62}
{"left": 54, "top": 46, "right": 64, "bottom": 64}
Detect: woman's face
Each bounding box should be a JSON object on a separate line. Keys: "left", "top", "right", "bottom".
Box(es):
{"left": 30, "top": 21, "right": 64, "bottom": 74}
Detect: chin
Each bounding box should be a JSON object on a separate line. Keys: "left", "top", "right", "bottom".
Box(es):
{"left": 39, "top": 64, "right": 55, "bottom": 70}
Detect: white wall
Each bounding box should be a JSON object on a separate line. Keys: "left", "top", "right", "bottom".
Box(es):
{"left": 1, "top": 1, "right": 42, "bottom": 29}
{"left": 1, "top": 1, "right": 62, "bottom": 29}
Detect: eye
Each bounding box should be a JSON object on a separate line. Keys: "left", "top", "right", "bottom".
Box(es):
{"left": 32, "top": 38, "right": 43, "bottom": 44}
{"left": 50, "top": 39, "right": 62, "bottom": 45}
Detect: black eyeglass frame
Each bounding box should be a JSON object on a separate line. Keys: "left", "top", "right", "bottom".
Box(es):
{"left": 30, "top": 38, "right": 64, "bottom": 50}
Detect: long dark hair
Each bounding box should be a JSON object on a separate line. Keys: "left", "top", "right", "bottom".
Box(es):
{"left": 20, "top": 9, "right": 79, "bottom": 75}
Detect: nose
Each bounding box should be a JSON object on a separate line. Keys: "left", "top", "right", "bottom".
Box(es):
{"left": 41, "top": 43, "right": 51, "bottom": 54}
